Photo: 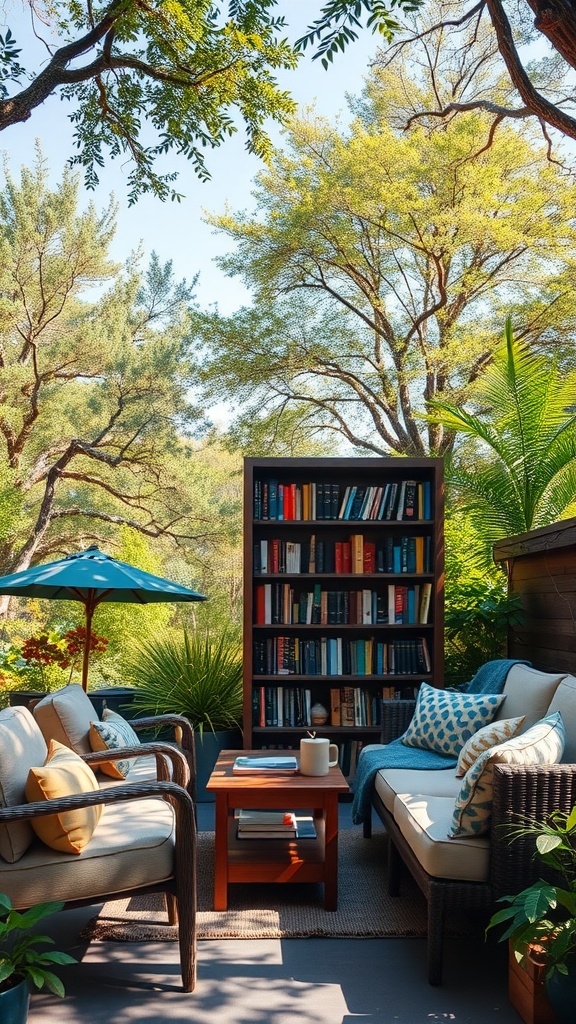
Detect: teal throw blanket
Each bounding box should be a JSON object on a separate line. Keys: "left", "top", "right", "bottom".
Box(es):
{"left": 350, "top": 658, "right": 530, "bottom": 825}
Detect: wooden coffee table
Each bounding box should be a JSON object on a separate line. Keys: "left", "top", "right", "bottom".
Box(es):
{"left": 205, "top": 750, "right": 349, "bottom": 911}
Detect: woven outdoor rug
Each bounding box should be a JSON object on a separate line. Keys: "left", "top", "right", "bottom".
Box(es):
{"left": 82, "top": 830, "right": 478, "bottom": 942}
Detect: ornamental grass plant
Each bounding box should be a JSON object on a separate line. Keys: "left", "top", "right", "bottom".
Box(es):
{"left": 127, "top": 628, "right": 243, "bottom": 736}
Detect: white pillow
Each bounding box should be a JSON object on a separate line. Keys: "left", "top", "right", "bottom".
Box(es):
{"left": 450, "top": 712, "right": 566, "bottom": 837}
{"left": 455, "top": 716, "right": 526, "bottom": 777}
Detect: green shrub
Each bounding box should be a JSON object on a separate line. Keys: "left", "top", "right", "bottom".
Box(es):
{"left": 127, "top": 628, "right": 243, "bottom": 735}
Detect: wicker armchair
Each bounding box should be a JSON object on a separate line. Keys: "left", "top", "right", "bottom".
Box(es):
{"left": 0, "top": 727, "right": 198, "bottom": 993}
{"left": 364, "top": 697, "right": 576, "bottom": 985}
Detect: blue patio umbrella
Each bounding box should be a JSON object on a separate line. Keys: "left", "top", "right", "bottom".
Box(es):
{"left": 0, "top": 545, "right": 207, "bottom": 689}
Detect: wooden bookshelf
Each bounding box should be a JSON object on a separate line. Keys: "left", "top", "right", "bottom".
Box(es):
{"left": 243, "top": 457, "right": 444, "bottom": 778}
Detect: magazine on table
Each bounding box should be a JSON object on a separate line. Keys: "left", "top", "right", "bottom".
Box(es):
{"left": 232, "top": 755, "right": 298, "bottom": 773}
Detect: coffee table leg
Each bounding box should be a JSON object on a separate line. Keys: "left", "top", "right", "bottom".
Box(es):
{"left": 214, "top": 792, "right": 229, "bottom": 911}
{"left": 324, "top": 794, "right": 339, "bottom": 911}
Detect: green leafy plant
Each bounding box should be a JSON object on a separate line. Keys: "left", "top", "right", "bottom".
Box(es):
{"left": 429, "top": 318, "right": 576, "bottom": 571}
{"left": 0, "top": 894, "right": 76, "bottom": 997}
{"left": 128, "top": 628, "right": 243, "bottom": 735}
{"left": 444, "top": 581, "right": 525, "bottom": 688}
{"left": 487, "top": 806, "right": 576, "bottom": 980}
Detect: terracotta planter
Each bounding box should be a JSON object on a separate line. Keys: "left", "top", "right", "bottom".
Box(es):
{"left": 508, "top": 943, "right": 556, "bottom": 1024}
{"left": 0, "top": 979, "right": 30, "bottom": 1024}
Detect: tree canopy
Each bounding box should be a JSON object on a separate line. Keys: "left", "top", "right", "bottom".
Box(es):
{"left": 0, "top": 150, "right": 210, "bottom": 581}
{"left": 297, "top": 0, "right": 576, "bottom": 145}
{"left": 0, "top": 1, "right": 298, "bottom": 201}
{"left": 193, "top": 63, "right": 576, "bottom": 457}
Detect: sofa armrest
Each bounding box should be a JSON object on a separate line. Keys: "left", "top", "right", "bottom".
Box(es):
{"left": 129, "top": 715, "right": 196, "bottom": 799}
{"left": 380, "top": 699, "right": 416, "bottom": 743}
{"left": 83, "top": 742, "right": 190, "bottom": 790}
{"left": 491, "top": 762, "right": 576, "bottom": 898}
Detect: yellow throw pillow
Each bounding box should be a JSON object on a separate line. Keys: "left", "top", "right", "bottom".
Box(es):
{"left": 25, "top": 739, "right": 102, "bottom": 854}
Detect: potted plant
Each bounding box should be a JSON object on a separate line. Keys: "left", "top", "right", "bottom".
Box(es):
{"left": 487, "top": 805, "right": 576, "bottom": 1023}
{"left": 127, "top": 627, "right": 243, "bottom": 801}
{"left": 0, "top": 893, "right": 76, "bottom": 1022}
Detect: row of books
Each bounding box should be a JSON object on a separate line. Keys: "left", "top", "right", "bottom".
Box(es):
{"left": 253, "top": 685, "right": 407, "bottom": 728}
{"left": 254, "top": 582, "right": 432, "bottom": 626}
{"left": 253, "top": 635, "right": 432, "bottom": 676}
{"left": 254, "top": 479, "right": 432, "bottom": 522}
{"left": 254, "top": 534, "right": 433, "bottom": 575}
{"left": 253, "top": 686, "right": 313, "bottom": 727}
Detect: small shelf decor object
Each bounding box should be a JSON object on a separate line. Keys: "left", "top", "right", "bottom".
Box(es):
{"left": 243, "top": 457, "right": 445, "bottom": 780}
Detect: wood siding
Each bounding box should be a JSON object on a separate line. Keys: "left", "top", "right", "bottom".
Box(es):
{"left": 493, "top": 519, "right": 576, "bottom": 673}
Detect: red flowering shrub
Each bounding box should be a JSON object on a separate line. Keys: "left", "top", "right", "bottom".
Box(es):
{"left": 21, "top": 633, "right": 71, "bottom": 669}
{"left": 0, "top": 626, "right": 109, "bottom": 695}
{"left": 63, "top": 627, "right": 108, "bottom": 658}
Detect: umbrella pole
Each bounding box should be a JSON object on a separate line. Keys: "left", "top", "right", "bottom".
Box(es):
{"left": 82, "top": 599, "right": 96, "bottom": 692}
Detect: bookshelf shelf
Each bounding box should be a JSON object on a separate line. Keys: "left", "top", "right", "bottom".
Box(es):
{"left": 243, "top": 457, "right": 444, "bottom": 780}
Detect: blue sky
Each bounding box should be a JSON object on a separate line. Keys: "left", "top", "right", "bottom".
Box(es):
{"left": 2, "top": 3, "right": 380, "bottom": 313}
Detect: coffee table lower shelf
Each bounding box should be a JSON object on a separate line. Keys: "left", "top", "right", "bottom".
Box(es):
{"left": 227, "top": 815, "right": 326, "bottom": 886}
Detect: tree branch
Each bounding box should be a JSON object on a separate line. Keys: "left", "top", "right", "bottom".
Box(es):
{"left": 484, "top": 0, "right": 576, "bottom": 140}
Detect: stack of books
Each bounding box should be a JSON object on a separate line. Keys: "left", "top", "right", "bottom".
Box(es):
{"left": 236, "top": 810, "right": 317, "bottom": 840}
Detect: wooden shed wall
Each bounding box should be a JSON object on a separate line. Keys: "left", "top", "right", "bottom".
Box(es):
{"left": 494, "top": 520, "right": 576, "bottom": 673}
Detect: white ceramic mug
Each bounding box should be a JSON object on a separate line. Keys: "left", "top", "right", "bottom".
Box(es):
{"left": 299, "top": 737, "right": 339, "bottom": 776}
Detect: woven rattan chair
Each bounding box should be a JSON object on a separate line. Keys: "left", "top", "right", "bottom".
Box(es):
{"left": 0, "top": 709, "right": 198, "bottom": 992}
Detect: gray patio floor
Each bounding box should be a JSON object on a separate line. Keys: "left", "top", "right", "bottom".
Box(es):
{"left": 27, "top": 802, "right": 522, "bottom": 1024}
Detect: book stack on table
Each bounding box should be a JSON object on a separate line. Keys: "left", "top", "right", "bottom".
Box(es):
{"left": 236, "top": 809, "right": 317, "bottom": 840}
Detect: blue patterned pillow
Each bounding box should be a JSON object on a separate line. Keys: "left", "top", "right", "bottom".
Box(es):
{"left": 401, "top": 682, "right": 506, "bottom": 757}
{"left": 89, "top": 709, "right": 140, "bottom": 779}
{"left": 450, "top": 712, "right": 566, "bottom": 838}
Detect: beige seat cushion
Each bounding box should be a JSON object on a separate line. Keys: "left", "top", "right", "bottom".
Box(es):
{"left": 375, "top": 766, "right": 462, "bottom": 813}
{"left": 96, "top": 753, "right": 163, "bottom": 789}
{"left": 494, "top": 665, "right": 566, "bottom": 729}
{"left": 548, "top": 676, "right": 576, "bottom": 762}
{"left": 0, "top": 706, "right": 48, "bottom": 863}
{"left": 0, "top": 796, "right": 175, "bottom": 907}
{"left": 393, "top": 793, "right": 490, "bottom": 882}
{"left": 34, "top": 684, "right": 99, "bottom": 755}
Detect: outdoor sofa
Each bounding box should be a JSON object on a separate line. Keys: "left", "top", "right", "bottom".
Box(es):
{"left": 355, "top": 662, "right": 576, "bottom": 985}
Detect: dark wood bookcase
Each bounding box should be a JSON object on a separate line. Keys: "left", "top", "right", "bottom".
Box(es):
{"left": 243, "top": 457, "right": 444, "bottom": 777}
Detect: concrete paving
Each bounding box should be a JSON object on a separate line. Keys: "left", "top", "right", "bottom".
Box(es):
{"left": 26, "top": 802, "right": 522, "bottom": 1024}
